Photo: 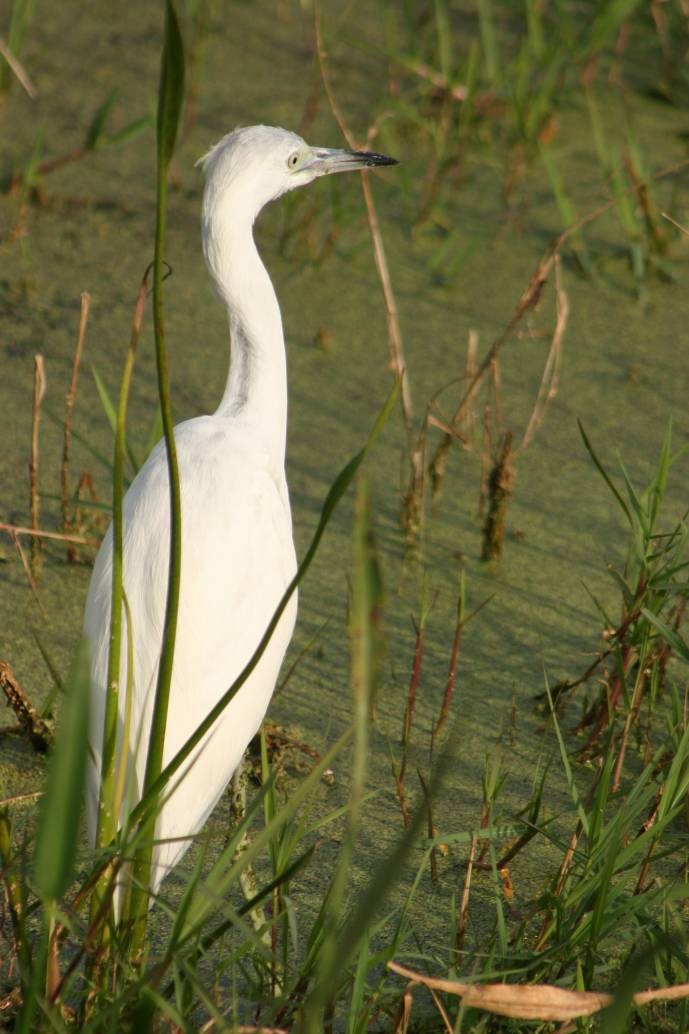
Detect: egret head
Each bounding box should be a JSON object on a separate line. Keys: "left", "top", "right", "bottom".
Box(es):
{"left": 199, "top": 125, "right": 397, "bottom": 221}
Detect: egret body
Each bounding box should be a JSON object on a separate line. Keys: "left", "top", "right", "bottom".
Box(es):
{"left": 84, "top": 125, "right": 396, "bottom": 894}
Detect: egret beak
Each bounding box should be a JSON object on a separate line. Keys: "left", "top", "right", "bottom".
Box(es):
{"left": 307, "top": 147, "right": 398, "bottom": 176}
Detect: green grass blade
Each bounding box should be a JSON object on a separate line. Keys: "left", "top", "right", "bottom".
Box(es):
{"left": 85, "top": 89, "right": 118, "bottom": 150}
{"left": 157, "top": 0, "right": 185, "bottom": 170}
{"left": 129, "top": 0, "right": 186, "bottom": 943}
{"left": 91, "top": 365, "right": 140, "bottom": 474}
{"left": 33, "top": 638, "right": 90, "bottom": 901}
{"left": 578, "top": 420, "right": 632, "bottom": 526}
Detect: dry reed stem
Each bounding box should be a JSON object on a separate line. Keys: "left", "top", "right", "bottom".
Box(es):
{"left": 0, "top": 660, "right": 52, "bottom": 751}
{"left": 46, "top": 927, "right": 61, "bottom": 1002}
{"left": 481, "top": 431, "right": 515, "bottom": 561}
{"left": 429, "top": 331, "right": 478, "bottom": 509}
{"left": 29, "top": 354, "right": 46, "bottom": 576}
{"left": 387, "top": 961, "right": 689, "bottom": 1021}
{"left": 11, "top": 530, "right": 43, "bottom": 613}
{"left": 661, "top": 211, "right": 689, "bottom": 236}
{"left": 490, "top": 357, "right": 503, "bottom": 438}
{"left": 428, "top": 986, "right": 454, "bottom": 1032}
{"left": 624, "top": 152, "right": 666, "bottom": 250}
{"left": 61, "top": 292, "right": 90, "bottom": 561}
{"left": 392, "top": 983, "right": 413, "bottom": 1034}
{"left": 611, "top": 665, "right": 645, "bottom": 793}
{"left": 402, "top": 58, "right": 468, "bottom": 101}
{"left": 478, "top": 400, "right": 491, "bottom": 518}
{"left": 0, "top": 791, "right": 42, "bottom": 807}
{"left": 456, "top": 833, "right": 476, "bottom": 955}
{"left": 518, "top": 254, "right": 568, "bottom": 452}
{"left": 0, "top": 521, "right": 96, "bottom": 548}
{"left": 461, "top": 329, "right": 478, "bottom": 441}
{"left": 431, "top": 580, "right": 463, "bottom": 750}
{"left": 313, "top": 0, "right": 413, "bottom": 437}
{"left": 428, "top": 248, "right": 555, "bottom": 486}
{"left": 634, "top": 787, "right": 664, "bottom": 896}
{"left": 0, "top": 37, "right": 37, "bottom": 99}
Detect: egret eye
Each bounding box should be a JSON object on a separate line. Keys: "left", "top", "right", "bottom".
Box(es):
{"left": 287, "top": 152, "right": 300, "bottom": 170}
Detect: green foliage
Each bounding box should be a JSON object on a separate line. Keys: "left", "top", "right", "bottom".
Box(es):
{"left": 33, "top": 638, "right": 90, "bottom": 902}
{"left": 0, "top": 0, "right": 36, "bottom": 96}
{"left": 128, "top": 0, "right": 187, "bottom": 941}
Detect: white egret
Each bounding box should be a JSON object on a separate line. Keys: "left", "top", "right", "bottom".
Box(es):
{"left": 84, "top": 125, "right": 397, "bottom": 895}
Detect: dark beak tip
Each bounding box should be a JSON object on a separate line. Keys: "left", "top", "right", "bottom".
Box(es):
{"left": 349, "top": 149, "right": 399, "bottom": 168}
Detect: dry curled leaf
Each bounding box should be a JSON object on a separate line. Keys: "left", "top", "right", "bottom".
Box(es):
{"left": 387, "top": 961, "right": 689, "bottom": 1022}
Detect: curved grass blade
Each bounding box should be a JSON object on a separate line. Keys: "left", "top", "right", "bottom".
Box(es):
{"left": 128, "top": 0, "right": 186, "bottom": 946}
{"left": 33, "top": 638, "right": 90, "bottom": 901}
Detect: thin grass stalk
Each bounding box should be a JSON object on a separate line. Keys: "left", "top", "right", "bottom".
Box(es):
{"left": 396, "top": 579, "right": 431, "bottom": 825}
{"left": 29, "top": 354, "right": 46, "bottom": 577}
{"left": 0, "top": 521, "right": 95, "bottom": 547}
{"left": 518, "top": 256, "right": 568, "bottom": 453}
{"left": 128, "top": 0, "right": 185, "bottom": 950}
{"left": 456, "top": 833, "right": 476, "bottom": 957}
{"left": 11, "top": 528, "right": 43, "bottom": 612}
{"left": 61, "top": 291, "right": 90, "bottom": 561}
{"left": 431, "top": 567, "right": 464, "bottom": 752}
{"left": 0, "top": 35, "right": 35, "bottom": 98}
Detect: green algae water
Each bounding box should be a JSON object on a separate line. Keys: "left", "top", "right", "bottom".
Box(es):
{"left": 1, "top": 1, "right": 689, "bottom": 1025}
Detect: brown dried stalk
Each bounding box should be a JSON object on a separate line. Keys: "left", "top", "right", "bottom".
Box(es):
{"left": 431, "top": 572, "right": 464, "bottom": 752}
{"left": 0, "top": 521, "right": 96, "bottom": 548}
{"left": 456, "top": 833, "right": 477, "bottom": 955}
{"left": 428, "top": 248, "right": 555, "bottom": 487}
{"left": 29, "top": 354, "right": 46, "bottom": 577}
{"left": 313, "top": 1, "right": 413, "bottom": 437}
{"left": 481, "top": 431, "right": 515, "bottom": 561}
{"left": 61, "top": 292, "right": 90, "bottom": 561}
{"left": 10, "top": 530, "right": 43, "bottom": 612}
{"left": 429, "top": 330, "right": 478, "bottom": 509}
{"left": 394, "top": 605, "right": 427, "bottom": 829}
{"left": 0, "top": 791, "right": 42, "bottom": 807}
{"left": 401, "top": 58, "right": 468, "bottom": 102}
{"left": 518, "top": 255, "right": 568, "bottom": 452}
{"left": 0, "top": 659, "right": 52, "bottom": 751}
{"left": 417, "top": 769, "right": 438, "bottom": 881}
{"left": 0, "top": 37, "right": 36, "bottom": 99}
{"left": 387, "top": 961, "right": 689, "bottom": 1022}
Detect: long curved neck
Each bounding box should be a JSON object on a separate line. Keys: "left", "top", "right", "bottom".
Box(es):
{"left": 202, "top": 187, "right": 287, "bottom": 466}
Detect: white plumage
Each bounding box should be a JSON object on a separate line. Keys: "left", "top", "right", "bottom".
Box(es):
{"left": 83, "top": 125, "right": 396, "bottom": 895}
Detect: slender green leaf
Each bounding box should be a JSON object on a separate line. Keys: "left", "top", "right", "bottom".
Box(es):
{"left": 85, "top": 90, "right": 118, "bottom": 150}
{"left": 578, "top": 420, "right": 632, "bottom": 526}
{"left": 33, "top": 638, "right": 90, "bottom": 900}
{"left": 129, "top": 0, "right": 186, "bottom": 940}
{"left": 91, "top": 365, "right": 140, "bottom": 475}
{"left": 157, "top": 0, "right": 185, "bottom": 169}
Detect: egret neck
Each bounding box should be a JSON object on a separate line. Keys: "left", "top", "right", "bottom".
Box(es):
{"left": 202, "top": 180, "right": 288, "bottom": 466}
